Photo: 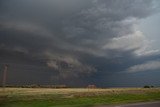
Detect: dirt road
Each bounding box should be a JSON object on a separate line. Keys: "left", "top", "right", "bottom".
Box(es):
{"left": 97, "top": 102, "right": 160, "bottom": 107}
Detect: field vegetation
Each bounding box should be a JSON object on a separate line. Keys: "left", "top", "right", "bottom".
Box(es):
{"left": 0, "top": 88, "right": 160, "bottom": 107}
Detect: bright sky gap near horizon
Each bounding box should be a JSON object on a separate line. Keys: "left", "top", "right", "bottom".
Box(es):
{"left": 0, "top": 0, "right": 160, "bottom": 87}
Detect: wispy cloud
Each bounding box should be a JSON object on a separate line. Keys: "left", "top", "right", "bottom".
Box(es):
{"left": 127, "top": 60, "right": 160, "bottom": 73}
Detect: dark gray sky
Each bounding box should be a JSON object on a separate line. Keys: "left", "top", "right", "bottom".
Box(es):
{"left": 0, "top": 0, "right": 160, "bottom": 87}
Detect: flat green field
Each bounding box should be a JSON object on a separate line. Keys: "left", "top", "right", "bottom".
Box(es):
{"left": 0, "top": 88, "right": 160, "bottom": 107}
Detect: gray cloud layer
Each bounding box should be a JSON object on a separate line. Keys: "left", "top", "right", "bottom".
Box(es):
{"left": 0, "top": 0, "right": 160, "bottom": 87}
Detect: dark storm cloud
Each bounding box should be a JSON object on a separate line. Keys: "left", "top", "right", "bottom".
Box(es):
{"left": 0, "top": 0, "right": 160, "bottom": 86}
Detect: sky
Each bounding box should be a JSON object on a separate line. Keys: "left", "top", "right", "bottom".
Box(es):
{"left": 0, "top": 0, "right": 160, "bottom": 87}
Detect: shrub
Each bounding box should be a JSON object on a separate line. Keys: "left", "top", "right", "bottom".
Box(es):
{"left": 143, "top": 85, "right": 150, "bottom": 88}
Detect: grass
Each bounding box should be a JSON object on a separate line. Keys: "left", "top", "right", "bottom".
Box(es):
{"left": 0, "top": 88, "right": 160, "bottom": 107}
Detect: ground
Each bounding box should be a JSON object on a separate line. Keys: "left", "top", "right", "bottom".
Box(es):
{"left": 0, "top": 88, "right": 160, "bottom": 107}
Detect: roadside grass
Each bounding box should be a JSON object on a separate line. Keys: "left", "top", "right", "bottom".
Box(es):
{"left": 0, "top": 88, "right": 160, "bottom": 107}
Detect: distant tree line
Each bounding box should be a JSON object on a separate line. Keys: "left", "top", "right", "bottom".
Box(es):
{"left": 0, "top": 84, "right": 68, "bottom": 88}
{"left": 143, "top": 85, "right": 154, "bottom": 88}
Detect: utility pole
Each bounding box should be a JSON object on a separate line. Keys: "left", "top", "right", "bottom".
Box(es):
{"left": 2, "top": 64, "right": 8, "bottom": 89}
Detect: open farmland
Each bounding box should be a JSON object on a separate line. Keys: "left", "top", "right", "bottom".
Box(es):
{"left": 0, "top": 88, "right": 160, "bottom": 107}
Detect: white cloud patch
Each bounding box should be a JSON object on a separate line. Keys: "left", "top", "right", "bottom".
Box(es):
{"left": 103, "top": 30, "right": 159, "bottom": 56}
{"left": 103, "top": 31, "right": 145, "bottom": 50}
{"left": 127, "top": 60, "right": 160, "bottom": 73}
{"left": 47, "top": 60, "right": 59, "bottom": 70}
